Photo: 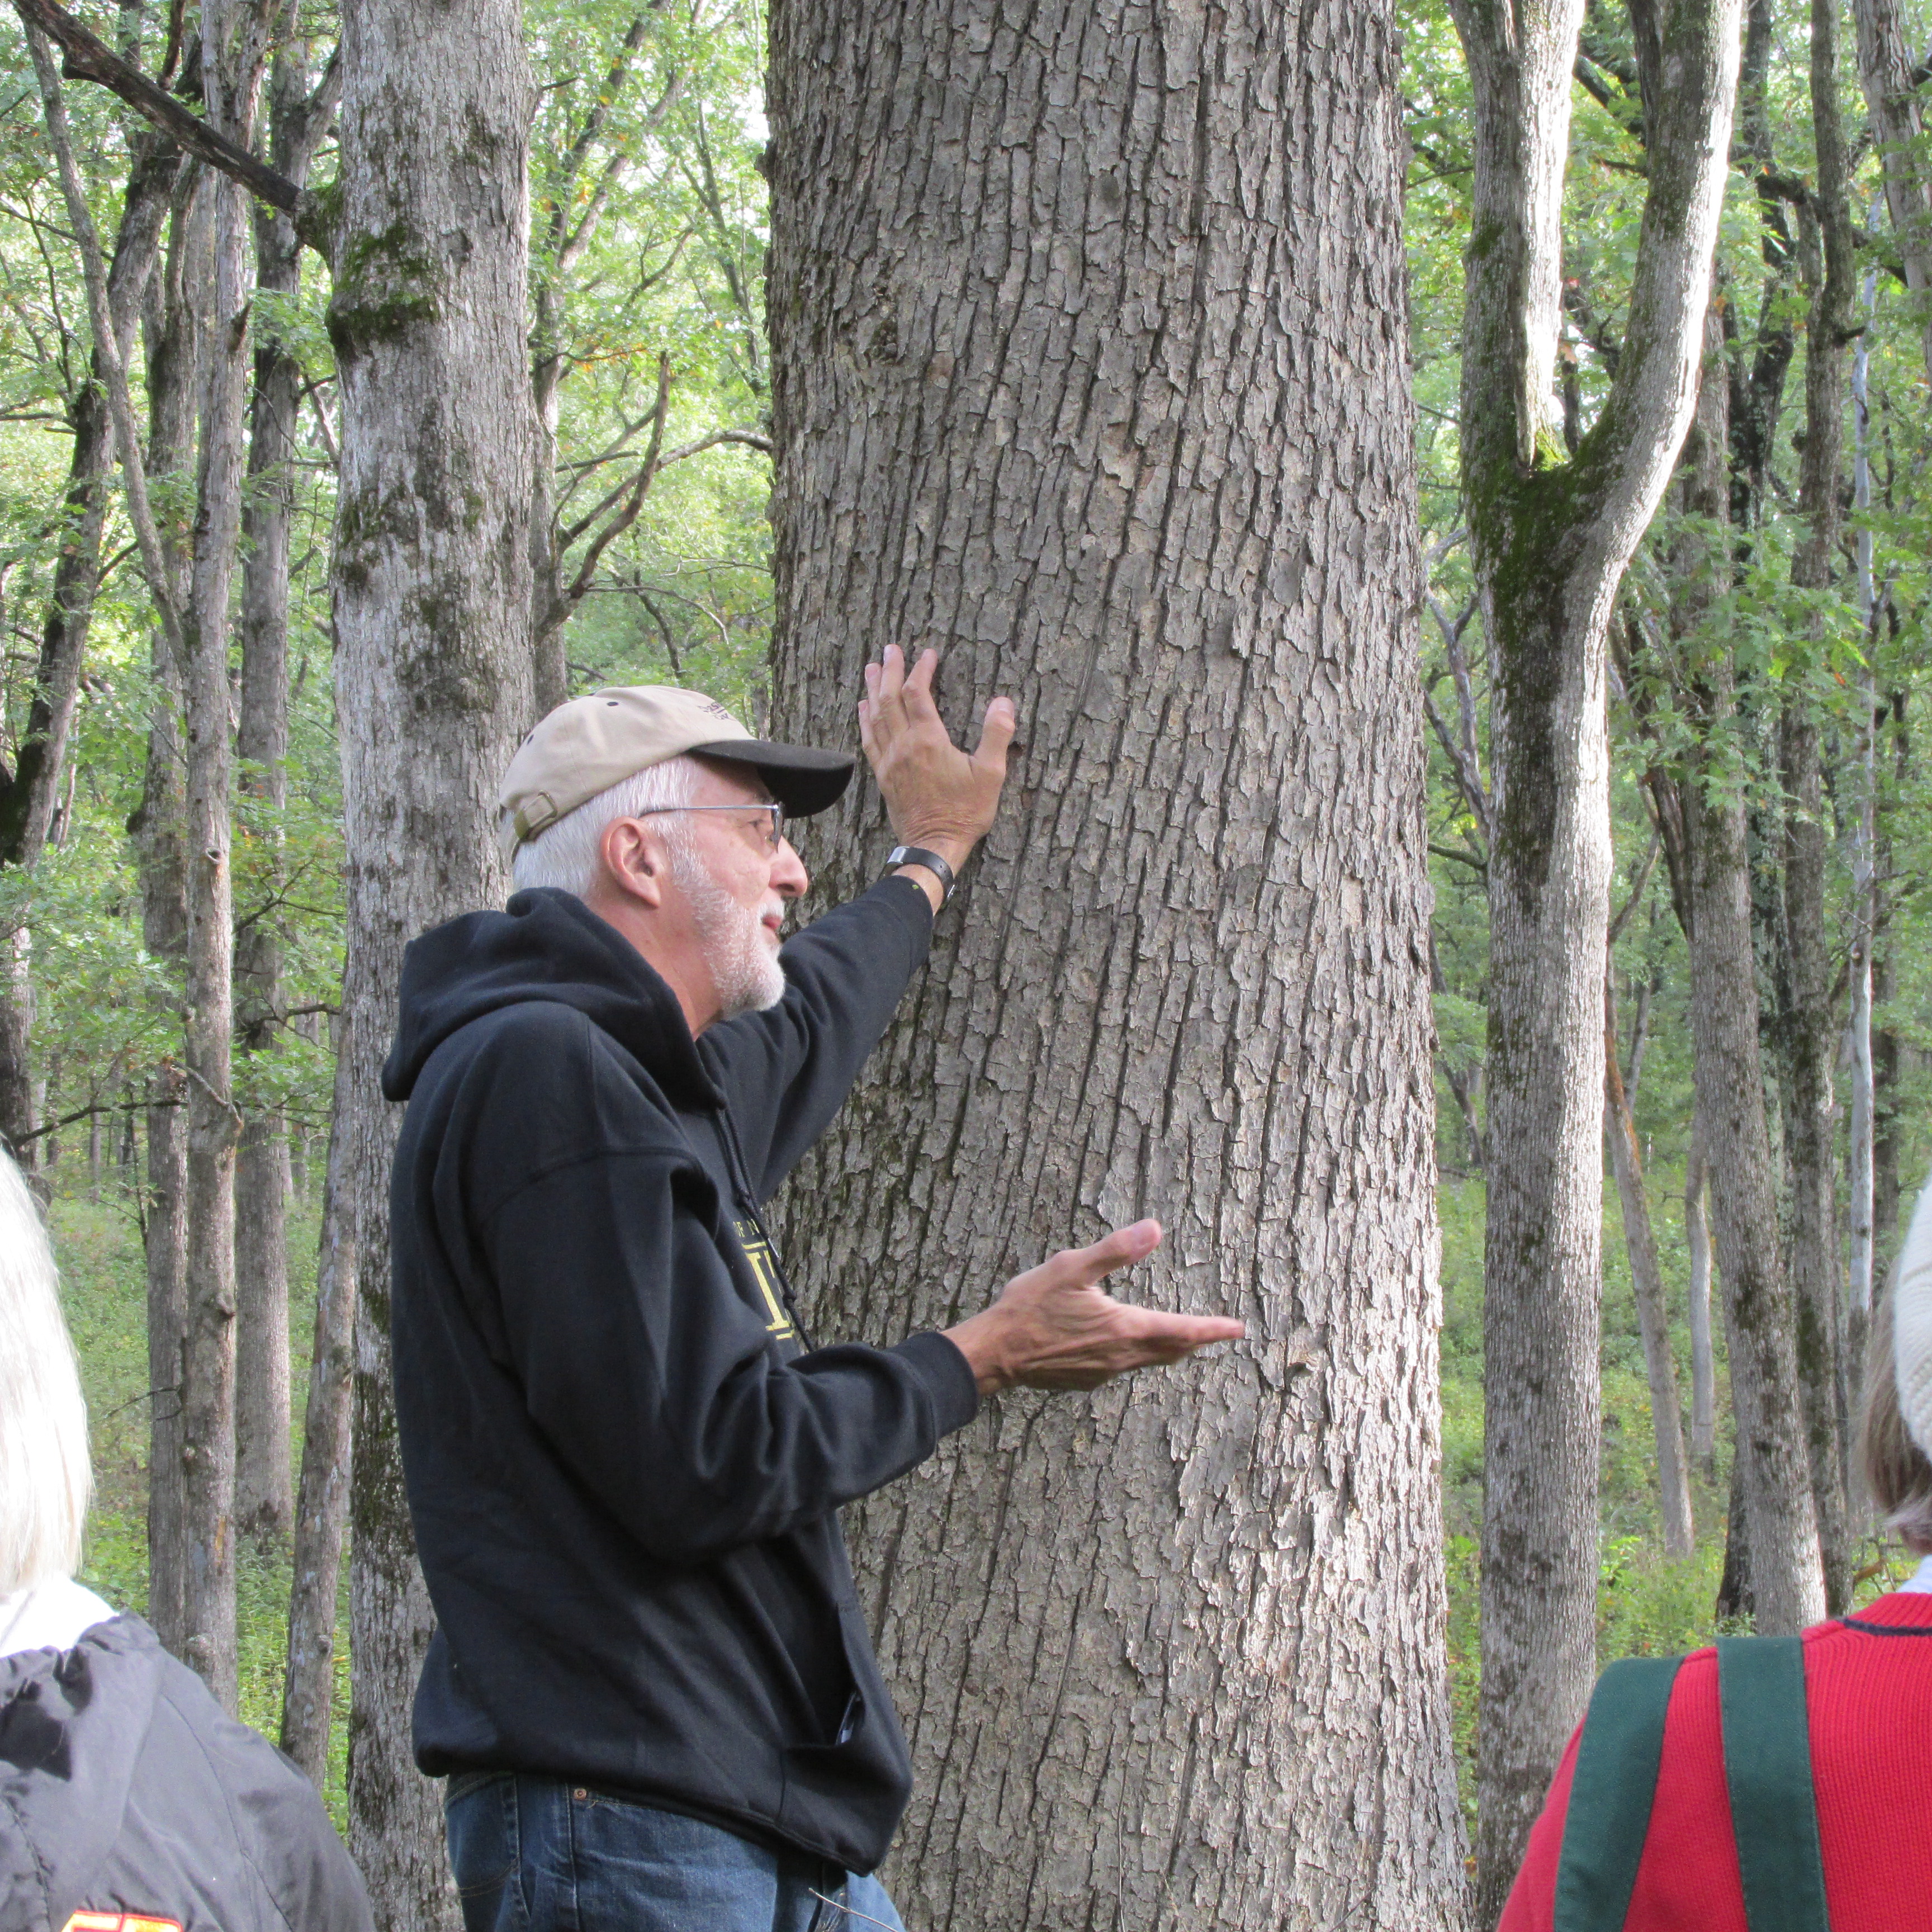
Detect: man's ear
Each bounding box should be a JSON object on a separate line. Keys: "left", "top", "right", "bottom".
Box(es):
{"left": 599, "top": 816, "right": 669, "bottom": 908}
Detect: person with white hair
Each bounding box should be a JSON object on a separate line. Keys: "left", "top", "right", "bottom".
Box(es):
{"left": 0, "top": 1149, "right": 372, "bottom": 1932}
{"left": 386, "top": 651, "right": 1244, "bottom": 1931}
{"left": 1497, "top": 1172, "right": 1932, "bottom": 1932}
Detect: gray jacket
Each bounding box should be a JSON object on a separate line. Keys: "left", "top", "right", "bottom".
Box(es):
{"left": 0, "top": 1612, "right": 371, "bottom": 1932}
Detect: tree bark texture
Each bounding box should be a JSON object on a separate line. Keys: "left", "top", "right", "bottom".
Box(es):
{"left": 1448, "top": 0, "right": 1741, "bottom": 1902}
{"left": 1604, "top": 976, "right": 1694, "bottom": 1560}
{"left": 331, "top": 1, "right": 534, "bottom": 1918}
{"left": 281, "top": 1050, "right": 357, "bottom": 1787}
{"left": 766, "top": 2, "right": 1467, "bottom": 1925}
{"left": 234, "top": 32, "right": 333, "bottom": 1547}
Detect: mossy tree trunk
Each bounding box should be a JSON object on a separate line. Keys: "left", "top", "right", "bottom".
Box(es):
{"left": 767, "top": 0, "right": 1469, "bottom": 1923}
{"left": 1446, "top": 0, "right": 1743, "bottom": 1908}
{"left": 331, "top": 0, "right": 536, "bottom": 1919}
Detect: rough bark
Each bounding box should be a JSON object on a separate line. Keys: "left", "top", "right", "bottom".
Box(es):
{"left": 235, "top": 27, "right": 335, "bottom": 1547}
{"left": 1778, "top": 0, "right": 1855, "bottom": 1613}
{"left": 331, "top": 0, "right": 534, "bottom": 1918}
{"left": 1604, "top": 973, "right": 1694, "bottom": 1559}
{"left": 765, "top": 0, "right": 1466, "bottom": 1924}
{"left": 1684, "top": 1117, "right": 1718, "bottom": 1480}
{"left": 281, "top": 1049, "right": 357, "bottom": 1786}
{"left": 1446, "top": 0, "right": 1741, "bottom": 1900}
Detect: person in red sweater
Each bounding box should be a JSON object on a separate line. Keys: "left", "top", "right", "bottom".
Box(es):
{"left": 1498, "top": 1175, "right": 1932, "bottom": 1932}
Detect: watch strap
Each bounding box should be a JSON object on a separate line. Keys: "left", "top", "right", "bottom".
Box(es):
{"left": 887, "top": 845, "right": 957, "bottom": 904}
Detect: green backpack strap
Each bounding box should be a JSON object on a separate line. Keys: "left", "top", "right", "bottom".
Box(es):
{"left": 1716, "top": 1636, "right": 1831, "bottom": 1932}
{"left": 1554, "top": 1655, "right": 1683, "bottom": 1932}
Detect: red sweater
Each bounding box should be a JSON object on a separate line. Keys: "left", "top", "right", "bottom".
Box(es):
{"left": 1498, "top": 1589, "right": 1932, "bottom": 1932}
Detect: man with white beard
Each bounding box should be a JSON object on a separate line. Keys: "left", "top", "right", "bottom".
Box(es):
{"left": 382, "top": 650, "right": 1243, "bottom": 1932}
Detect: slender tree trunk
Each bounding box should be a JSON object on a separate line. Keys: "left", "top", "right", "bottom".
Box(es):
{"left": 1604, "top": 973, "right": 1694, "bottom": 1558}
{"left": 235, "top": 30, "right": 333, "bottom": 1547}
{"left": 1778, "top": 0, "right": 1856, "bottom": 1613}
{"left": 136, "top": 169, "right": 205, "bottom": 1664}
{"left": 0, "top": 127, "right": 180, "bottom": 1164}
{"left": 1685, "top": 1117, "right": 1718, "bottom": 1480}
{"left": 1446, "top": 0, "right": 1742, "bottom": 1899}
{"left": 1663, "top": 307, "right": 1824, "bottom": 1636}
{"left": 332, "top": 1, "right": 535, "bottom": 1917}
{"left": 173, "top": 0, "right": 278, "bottom": 1708}
{"left": 765, "top": 0, "right": 1467, "bottom": 1923}
{"left": 281, "top": 1049, "right": 358, "bottom": 1786}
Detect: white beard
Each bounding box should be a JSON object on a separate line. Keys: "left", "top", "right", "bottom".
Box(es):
{"left": 674, "top": 853, "right": 787, "bottom": 1019}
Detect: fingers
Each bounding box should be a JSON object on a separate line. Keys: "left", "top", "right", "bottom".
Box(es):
{"left": 1066, "top": 1218, "right": 1162, "bottom": 1284}
{"left": 972, "top": 695, "right": 1018, "bottom": 775}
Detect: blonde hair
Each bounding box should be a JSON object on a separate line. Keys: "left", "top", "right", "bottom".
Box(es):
{"left": 1859, "top": 1290, "right": 1932, "bottom": 1556}
{"left": 0, "top": 1152, "right": 91, "bottom": 1594}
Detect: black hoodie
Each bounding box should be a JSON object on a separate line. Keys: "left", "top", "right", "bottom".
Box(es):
{"left": 383, "top": 880, "right": 979, "bottom": 1875}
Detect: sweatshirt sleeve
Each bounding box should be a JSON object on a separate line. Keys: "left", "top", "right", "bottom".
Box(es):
{"left": 701, "top": 876, "right": 934, "bottom": 1199}
{"left": 481, "top": 1138, "right": 979, "bottom": 1566}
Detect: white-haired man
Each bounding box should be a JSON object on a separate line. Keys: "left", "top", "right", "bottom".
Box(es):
{"left": 0, "top": 1149, "right": 372, "bottom": 1930}
{"left": 384, "top": 649, "right": 1243, "bottom": 1932}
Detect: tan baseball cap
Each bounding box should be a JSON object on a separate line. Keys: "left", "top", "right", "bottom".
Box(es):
{"left": 497, "top": 686, "right": 854, "bottom": 861}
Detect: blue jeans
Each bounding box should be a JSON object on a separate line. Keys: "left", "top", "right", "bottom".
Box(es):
{"left": 444, "top": 1772, "right": 907, "bottom": 1932}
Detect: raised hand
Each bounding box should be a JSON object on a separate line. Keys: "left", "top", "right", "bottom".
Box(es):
{"left": 943, "top": 1220, "right": 1246, "bottom": 1398}
{"left": 857, "top": 645, "right": 1016, "bottom": 873}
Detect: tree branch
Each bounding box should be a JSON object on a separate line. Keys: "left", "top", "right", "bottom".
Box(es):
{"left": 12, "top": 0, "right": 325, "bottom": 252}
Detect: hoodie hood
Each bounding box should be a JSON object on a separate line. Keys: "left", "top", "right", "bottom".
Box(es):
{"left": 382, "top": 888, "right": 722, "bottom": 1110}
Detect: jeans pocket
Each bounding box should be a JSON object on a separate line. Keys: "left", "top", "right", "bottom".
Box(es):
{"left": 446, "top": 1771, "right": 522, "bottom": 1921}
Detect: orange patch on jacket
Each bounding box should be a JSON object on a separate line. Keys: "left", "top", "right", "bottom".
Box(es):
{"left": 63, "top": 1914, "right": 183, "bottom": 1931}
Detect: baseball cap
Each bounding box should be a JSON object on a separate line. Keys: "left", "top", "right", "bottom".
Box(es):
{"left": 498, "top": 686, "right": 855, "bottom": 861}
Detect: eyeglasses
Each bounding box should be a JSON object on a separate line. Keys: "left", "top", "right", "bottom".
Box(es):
{"left": 634, "top": 803, "right": 788, "bottom": 852}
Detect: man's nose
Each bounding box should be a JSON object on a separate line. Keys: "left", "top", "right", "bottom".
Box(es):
{"left": 770, "top": 840, "right": 808, "bottom": 899}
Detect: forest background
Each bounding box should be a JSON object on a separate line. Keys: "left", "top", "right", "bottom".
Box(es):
{"left": 8, "top": 0, "right": 1932, "bottom": 1921}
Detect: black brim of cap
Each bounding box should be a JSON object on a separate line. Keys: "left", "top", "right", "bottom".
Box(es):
{"left": 688, "top": 739, "right": 856, "bottom": 817}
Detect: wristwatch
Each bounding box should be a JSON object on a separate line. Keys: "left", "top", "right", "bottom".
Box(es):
{"left": 886, "top": 845, "right": 958, "bottom": 905}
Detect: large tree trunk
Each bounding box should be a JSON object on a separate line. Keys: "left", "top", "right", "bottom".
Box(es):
{"left": 1604, "top": 974, "right": 1694, "bottom": 1559}
{"left": 332, "top": 1, "right": 535, "bottom": 1918}
{"left": 1446, "top": 0, "right": 1741, "bottom": 1902}
{"left": 235, "top": 31, "right": 334, "bottom": 1548}
{"left": 765, "top": 0, "right": 1466, "bottom": 1924}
